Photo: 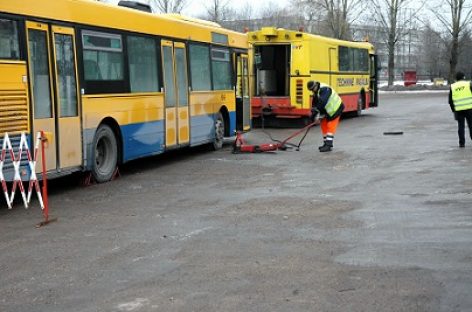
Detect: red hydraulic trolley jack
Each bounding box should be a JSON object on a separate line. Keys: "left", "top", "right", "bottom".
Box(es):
{"left": 232, "top": 119, "right": 319, "bottom": 153}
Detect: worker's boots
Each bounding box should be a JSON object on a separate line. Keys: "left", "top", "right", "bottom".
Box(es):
{"left": 319, "top": 138, "right": 327, "bottom": 150}
{"left": 318, "top": 135, "right": 326, "bottom": 150}
{"left": 319, "top": 140, "right": 333, "bottom": 152}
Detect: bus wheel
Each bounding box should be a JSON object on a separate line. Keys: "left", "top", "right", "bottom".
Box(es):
{"left": 212, "top": 112, "right": 225, "bottom": 150}
{"left": 92, "top": 124, "right": 118, "bottom": 183}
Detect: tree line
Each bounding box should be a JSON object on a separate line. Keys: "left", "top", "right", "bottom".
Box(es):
{"left": 100, "top": 0, "right": 472, "bottom": 85}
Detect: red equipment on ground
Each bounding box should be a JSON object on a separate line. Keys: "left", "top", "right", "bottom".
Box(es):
{"left": 233, "top": 119, "right": 319, "bottom": 153}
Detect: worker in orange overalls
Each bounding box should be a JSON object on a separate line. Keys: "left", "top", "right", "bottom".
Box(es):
{"left": 307, "top": 81, "right": 345, "bottom": 152}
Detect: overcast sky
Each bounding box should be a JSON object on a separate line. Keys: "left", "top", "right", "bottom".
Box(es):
{"left": 103, "top": 0, "right": 291, "bottom": 16}
{"left": 181, "top": 0, "right": 290, "bottom": 16}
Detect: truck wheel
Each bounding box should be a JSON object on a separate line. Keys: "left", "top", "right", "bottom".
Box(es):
{"left": 92, "top": 124, "right": 118, "bottom": 183}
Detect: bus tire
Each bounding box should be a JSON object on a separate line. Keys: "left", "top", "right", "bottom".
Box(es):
{"left": 91, "top": 124, "right": 118, "bottom": 183}
{"left": 212, "top": 112, "right": 225, "bottom": 150}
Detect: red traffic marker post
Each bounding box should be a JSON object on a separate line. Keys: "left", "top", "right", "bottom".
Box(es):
{"left": 36, "top": 131, "right": 57, "bottom": 228}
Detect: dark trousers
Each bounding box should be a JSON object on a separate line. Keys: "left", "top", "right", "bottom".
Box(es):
{"left": 456, "top": 109, "right": 472, "bottom": 146}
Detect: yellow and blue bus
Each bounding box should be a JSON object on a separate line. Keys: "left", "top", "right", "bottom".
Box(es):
{"left": 0, "top": 0, "right": 251, "bottom": 182}
{"left": 248, "top": 27, "right": 378, "bottom": 122}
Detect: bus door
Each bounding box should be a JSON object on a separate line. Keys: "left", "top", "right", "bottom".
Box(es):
{"left": 161, "top": 41, "right": 190, "bottom": 149}
{"left": 26, "top": 22, "right": 82, "bottom": 170}
{"left": 51, "top": 26, "right": 81, "bottom": 169}
{"left": 369, "top": 54, "right": 379, "bottom": 107}
{"left": 27, "top": 22, "right": 82, "bottom": 172}
{"left": 235, "top": 53, "right": 251, "bottom": 131}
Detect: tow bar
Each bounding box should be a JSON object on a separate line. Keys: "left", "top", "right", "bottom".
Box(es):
{"left": 232, "top": 119, "right": 319, "bottom": 153}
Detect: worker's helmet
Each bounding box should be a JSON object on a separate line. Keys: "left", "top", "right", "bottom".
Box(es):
{"left": 307, "top": 80, "right": 320, "bottom": 92}
{"left": 456, "top": 71, "right": 465, "bottom": 81}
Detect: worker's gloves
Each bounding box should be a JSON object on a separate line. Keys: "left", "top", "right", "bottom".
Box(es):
{"left": 311, "top": 108, "right": 327, "bottom": 124}
{"left": 454, "top": 112, "right": 458, "bottom": 121}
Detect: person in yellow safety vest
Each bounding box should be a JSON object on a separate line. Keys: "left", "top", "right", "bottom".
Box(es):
{"left": 449, "top": 71, "right": 472, "bottom": 148}
{"left": 307, "top": 81, "right": 345, "bottom": 152}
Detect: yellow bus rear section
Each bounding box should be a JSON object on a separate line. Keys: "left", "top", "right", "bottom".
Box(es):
{"left": 249, "top": 27, "right": 375, "bottom": 118}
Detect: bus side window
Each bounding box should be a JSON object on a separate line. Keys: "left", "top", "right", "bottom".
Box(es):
{"left": 0, "top": 18, "right": 20, "bottom": 60}
{"left": 84, "top": 59, "right": 102, "bottom": 80}
{"left": 211, "top": 48, "right": 231, "bottom": 90}
{"left": 189, "top": 44, "right": 211, "bottom": 91}
{"left": 127, "top": 35, "right": 159, "bottom": 93}
{"left": 339, "top": 46, "right": 350, "bottom": 71}
{"left": 82, "top": 30, "right": 123, "bottom": 81}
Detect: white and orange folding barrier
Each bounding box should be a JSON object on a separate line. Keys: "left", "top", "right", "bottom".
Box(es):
{"left": 1, "top": 131, "right": 54, "bottom": 227}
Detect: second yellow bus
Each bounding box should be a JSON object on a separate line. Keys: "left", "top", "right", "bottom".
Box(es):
{"left": 248, "top": 27, "right": 378, "bottom": 122}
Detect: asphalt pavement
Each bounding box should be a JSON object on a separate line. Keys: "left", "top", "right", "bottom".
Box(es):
{"left": 0, "top": 92, "right": 471, "bottom": 312}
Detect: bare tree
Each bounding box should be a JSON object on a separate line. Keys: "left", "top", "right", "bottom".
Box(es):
{"left": 322, "top": 0, "right": 366, "bottom": 39}
{"left": 290, "top": 0, "right": 366, "bottom": 39}
{"left": 430, "top": 0, "right": 472, "bottom": 82}
{"left": 457, "top": 29, "right": 472, "bottom": 79}
{"left": 418, "top": 23, "right": 448, "bottom": 80}
{"left": 219, "top": 2, "right": 255, "bottom": 31}
{"left": 289, "top": 0, "right": 325, "bottom": 33}
{"left": 370, "top": 0, "right": 424, "bottom": 86}
{"left": 204, "top": 0, "right": 232, "bottom": 23}
{"left": 152, "top": 0, "right": 188, "bottom": 13}
{"left": 235, "top": 2, "right": 254, "bottom": 21}
{"left": 221, "top": 3, "right": 296, "bottom": 32}
{"left": 258, "top": 4, "right": 292, "bottom": 28}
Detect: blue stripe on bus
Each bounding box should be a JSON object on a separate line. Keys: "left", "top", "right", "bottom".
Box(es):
{"left": 121, "top": 120, "right": 165, "bottom": 162}
{"left": 84, "top": 111, "right": 237, "bottom": 168}
{"left": 190, "top": 114, "right": 214, "bottom": 145}
{"left": 83, "top": 121, "right": 164, "bottom": 168}
{"left": 190, "top": 111, "right": 236, "bottom": 146}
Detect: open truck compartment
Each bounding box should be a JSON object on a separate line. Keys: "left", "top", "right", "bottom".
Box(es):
{"left": 254, "top": 45, "right": 291, "bottom": 97}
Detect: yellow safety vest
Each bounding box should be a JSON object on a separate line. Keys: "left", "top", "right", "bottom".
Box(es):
{"left": 319, "top": 86, "right": 342, "bottom": 117}
{"left": 451, "top": 80, "right": 472, "bottom": 111}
